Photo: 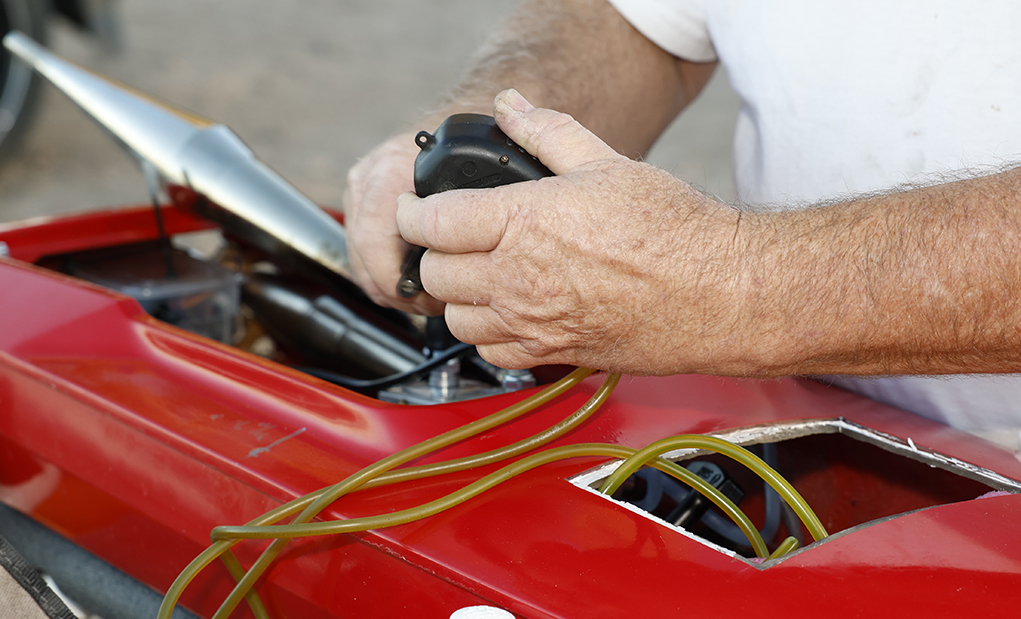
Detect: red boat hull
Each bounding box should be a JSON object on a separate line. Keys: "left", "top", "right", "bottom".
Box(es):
{"left": 2, "top": 206, "right": 1020, "bottom": 618}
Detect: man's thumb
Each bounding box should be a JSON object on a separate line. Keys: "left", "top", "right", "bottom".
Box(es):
{"left": 492, "top": 89, "right": 622, "bottom": 175}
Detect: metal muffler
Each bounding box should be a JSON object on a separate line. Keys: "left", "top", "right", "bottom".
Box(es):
{"left": 3, "top": 31, "right": 352, "bottom": 283}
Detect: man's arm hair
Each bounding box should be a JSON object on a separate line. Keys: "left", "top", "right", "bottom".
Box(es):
{"left": 716, "top": 167, "right": 1021, "bottom": 377}
{"left": 431, "top": 0, "right": 716, "bottom": 158}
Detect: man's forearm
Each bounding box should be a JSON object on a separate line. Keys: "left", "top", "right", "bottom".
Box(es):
{"left": 426, "top": 0, "right": 714, "bottom": 157}
{"left": 398, "top": 92, "right": 1021, "bottom": 378}
{"left": 728, "top": 168, "right": 1021, "bottom": 377}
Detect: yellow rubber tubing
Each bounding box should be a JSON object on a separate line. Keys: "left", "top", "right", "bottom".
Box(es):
{"left": 597, "top": 434, "right": 828, "bottom": 542}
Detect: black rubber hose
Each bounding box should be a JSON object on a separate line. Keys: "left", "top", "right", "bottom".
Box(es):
{"left": 298, "top": 342, "right": 474, "bottom": 391}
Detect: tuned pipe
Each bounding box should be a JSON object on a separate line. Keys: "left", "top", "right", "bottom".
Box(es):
{"left": 3, "top": 31, "right": 351, "bottom": 282}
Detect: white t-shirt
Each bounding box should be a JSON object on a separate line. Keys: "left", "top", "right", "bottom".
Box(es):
{"left": 607, "top": 0, "right": 1021, "bottom": 450}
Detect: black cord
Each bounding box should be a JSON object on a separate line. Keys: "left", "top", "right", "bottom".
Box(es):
{"left": 297, "top": 342, "right": 474, "bottom": 391}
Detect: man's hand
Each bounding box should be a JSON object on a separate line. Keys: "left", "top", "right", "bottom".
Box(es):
{"left": 343, "top": 133, "right": 446, "bottom": 315}
{"left": 397, "top": 89, "right": 1021, "bottom": 379}
{"left": 341, "top": 0, "right": 713, "bottom": 317}
{"left": 397, "top": 89, "right": 747, "bottom": 374}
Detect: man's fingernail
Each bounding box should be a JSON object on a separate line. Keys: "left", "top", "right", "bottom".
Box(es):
{"left": 500, "top": 88, "right": 535, "bottom": 114}
{"left": 397, "top": 191, "right": 419, "bottom": 207}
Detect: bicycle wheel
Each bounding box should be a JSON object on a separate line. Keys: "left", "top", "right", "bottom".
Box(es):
{"left": 0, "top": 0, "right": 47, "bottom": 157}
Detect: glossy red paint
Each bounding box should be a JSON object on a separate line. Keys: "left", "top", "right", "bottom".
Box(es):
{"left": 1, "top": 206, "right": 1020, "bottom": 617}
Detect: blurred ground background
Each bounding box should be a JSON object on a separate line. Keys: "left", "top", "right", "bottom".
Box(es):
{"left": 0, "top": 0, "right": 739, "bottom": 223}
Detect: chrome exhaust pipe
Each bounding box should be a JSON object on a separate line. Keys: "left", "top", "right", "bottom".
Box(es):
{"left": 3, "top": 31, "right": 352, "bottom": 282}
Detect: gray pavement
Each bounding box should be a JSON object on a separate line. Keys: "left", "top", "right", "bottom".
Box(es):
{"left": 0, "top": 0, "right": 739, "bottom": 223}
